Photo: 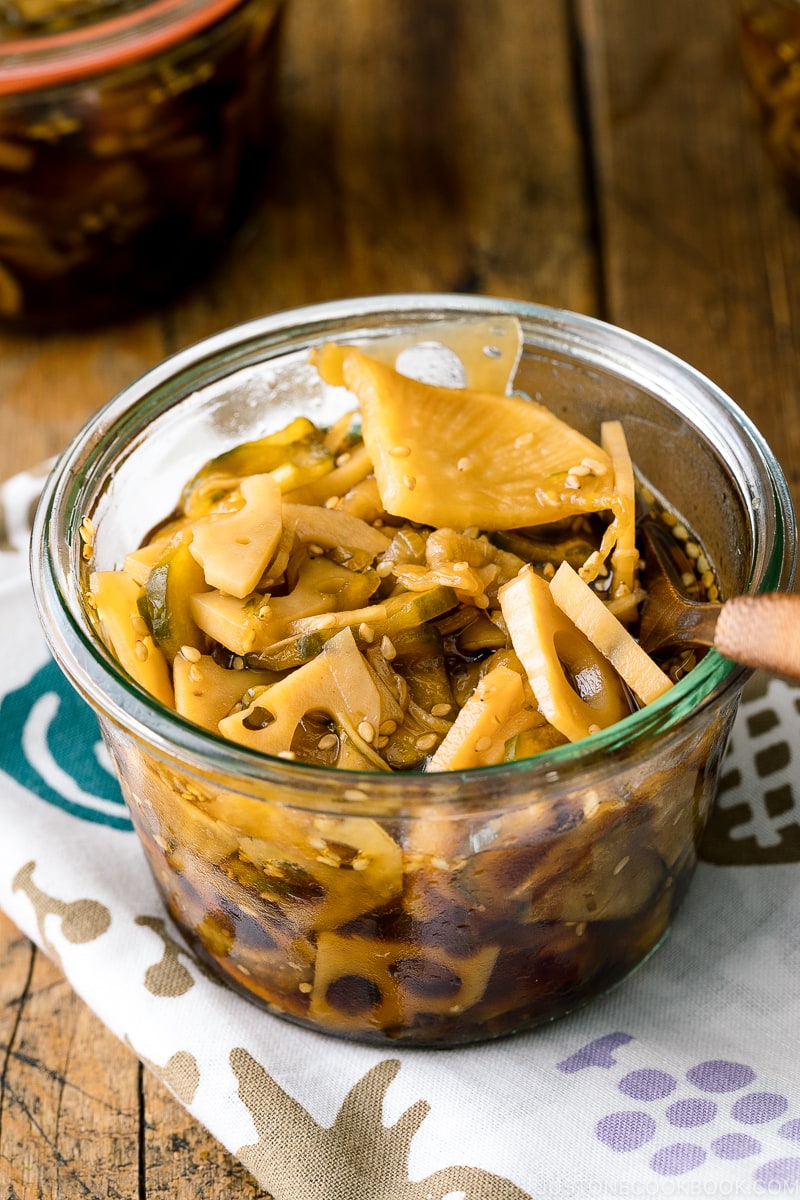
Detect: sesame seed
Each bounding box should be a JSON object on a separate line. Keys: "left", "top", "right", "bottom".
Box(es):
{"left": 188, "top": 665, "right": 202, "bottom": 683}
{"left": 613, "top": 855, "right": 630, "bottom": 875}
{"left": 430, "top": 702, "right": 452, "bottom": 717}
{"left": 453, "top": 560, "right": 470, "bottom": 572}
{"left": 335, "top": 451, "right": 351, "bottom": 466}
{"left": 380, "top": 635, "right": 397, "bottom": 661}
{"left": 389, "top": 444, "right": 411, "bottom": 457}
{"left": 235, "top": 536, "right": 251, "bottom": 545}
{"left": 277, "top": 750, "right": 297, "bottom": 760}
{"left": 298, "top": 981, "right": 313, "bottom": 993}
{"left": 344, "top": 788, "right": 368, "bottom": 802}
{"left": 379, "top": 719, "right": 397, "bottom": 736}
{"left": 568, "top": 463, "right": 591, "bottom": 476}
{"left": 318, "top": 733, "right": 338, "bottom": 751}
{"left": 258, "top": 605, "right": 271, "bottom": 620}
{"left": 575, "top": 922, "right": 586, "bottom": 937}
{"left": 474, "top": 594, "right": 490, "bottom": 609}
{"left": 376, "top": 560, "right": 394, "bottom": 578}
{"left": 416, "top": 733, "right": 438, "bottom": 751}
{"left": 181, "top": 645, "right": 201, "bottom": 662}
{"left": 582, "top": 456, "right": 608, "bottom": 475}
{"left": 588, "top": 723, "right": 601, "bottom": 734}
{"left": 324, "top": 496, "right": 339, "bottom": 509}
{"left": 457, "top": 457, "right": 472, "bottom": 471}
{"left": 351, "top": 856, "right": 369, "bottom": 871}
{"left": 130, "top": 613, "right": 149, "bottom": 637}
{"left": 134, "top": 640, "right": 149, "bottom": 662}
{"left": 475, "top": 735, "right": 492, "bottom": 753}
{"left": 403, "top": 474, "right": 417, "bottom": 491}
{"left": 375, "top": 736, "right": 388, "bottom": 749}
{"left": 308, "top": 543, "right": 325, "bottom": 556}
{"left": 233, "top": 657, "right": 245, "bottom": 670}
{"left": 358, "top": 721, "right": 376, "bottom": 743}
{"left": 359, "top": 622, "right": 375, "bottom": 643}
{"left": 564, "top": 475, "right": 580, "bottom": 490}
{"left": 514, "top": 432, "right": 534, "bottom": 447}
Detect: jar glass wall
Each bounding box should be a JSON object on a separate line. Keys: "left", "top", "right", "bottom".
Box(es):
{"left": 30, "top": 296, "right": 797, "bottom": 1045}
{"left": 0, "top": 0, "right": 284, "bottom": 326}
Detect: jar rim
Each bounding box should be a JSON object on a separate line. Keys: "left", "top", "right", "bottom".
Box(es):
{"left": 0, "top": 0, "right": 253, "bottom": 94}
{"left": 30, "top": 293, "right": 798, "bottom": 810}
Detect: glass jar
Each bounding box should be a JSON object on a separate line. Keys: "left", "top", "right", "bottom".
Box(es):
{"left": 0, "top": 0, "right": 284, "bottom": 327}
{"left": 30, "top": 295, "right": 797, "bottom": 1046}
{"left": 736, "top": 0, "right": 800, "bottom": 201}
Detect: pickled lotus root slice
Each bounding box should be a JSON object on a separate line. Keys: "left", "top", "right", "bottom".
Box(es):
{"left": 308, "top": 934, "right": 499, "bottom": 1032}
{"left": 197, "top": 794, "right": 404, "bottom": 933}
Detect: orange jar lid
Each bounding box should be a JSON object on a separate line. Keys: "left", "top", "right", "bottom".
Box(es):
{"left": 0, "top": 0, "right": 244, "bottom": 94}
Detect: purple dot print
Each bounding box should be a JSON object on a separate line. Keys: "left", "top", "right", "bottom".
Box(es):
{"left": 686, "top": 1060, "right": 756, "bottom": 1093}
{"left": 755, "top": 1157, "right": 800, "bottom": 1188}
{"left": 596, "top": 1111, "right": 657, "bottom": 1152}
{"left": 666, "top": 1098, "right": 718, "bottom": 1128}
{"left": 712, "top": 1133, "right": 762, "bottom": 1160}
{"left": 650, "top": 1143, "right": 707, "bottom": 1176}
{"left": 731, "top": 1091, "right": 789, "bottom": 1125}
{"left": 780, "top": 1119, "right": 800, "bottom": 1143}
{"left": 618, "top": 1068, "right": 677, "bottom": 1101}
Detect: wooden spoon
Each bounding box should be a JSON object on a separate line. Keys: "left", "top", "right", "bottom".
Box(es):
{"left": 637, "top": 520, "right": 800, "bottom": 682}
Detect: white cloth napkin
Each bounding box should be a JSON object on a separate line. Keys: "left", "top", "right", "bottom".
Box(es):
{"left": 3, "top": 465, "right": 800, "bottom": 1200}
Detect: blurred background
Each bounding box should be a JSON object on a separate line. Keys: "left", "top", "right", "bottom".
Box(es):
{"left": 3, "top": 0, "right": 800, "bottom": 1193}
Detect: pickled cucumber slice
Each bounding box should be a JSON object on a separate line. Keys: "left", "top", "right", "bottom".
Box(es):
{"left": 341, "top": 350, "right": 615, "bottom": 531}
{"left": 189, "top": 473, "right": 283, "bottom": 599}
{"left": 550, "top": 562, "right": 672, "bottom": 705}
{"left": 499, "top": 564, "right": 632, "bottom": 742}
{"left": 89, "top": 570, "right": 174, "bottom": 707}
{"left": 145, "top": 532, "right": 209, "bottom": 661}
{"left": 181, "top": 417, "right": 333, "bottom": 512}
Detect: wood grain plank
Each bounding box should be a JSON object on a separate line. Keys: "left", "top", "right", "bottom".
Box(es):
{"left": 0, "top": 910, "right": 140, "bottom": 1198}
{"left": 578, "top": 0, "right": 800, "bottom": 517}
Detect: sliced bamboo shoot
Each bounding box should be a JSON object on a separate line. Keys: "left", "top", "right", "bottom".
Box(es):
{"left": 550, "top": 561, "right": 673, "bottom": 704}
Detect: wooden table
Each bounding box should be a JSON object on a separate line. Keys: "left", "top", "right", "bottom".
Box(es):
{"left": 2, "top": 0, "right": 798, "bottom": 1193}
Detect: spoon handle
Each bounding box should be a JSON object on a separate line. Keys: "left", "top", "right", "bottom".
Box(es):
{"left": 714, "top": 593, "right": 800, "bottom": 682}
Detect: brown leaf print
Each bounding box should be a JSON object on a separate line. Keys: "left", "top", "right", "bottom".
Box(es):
{"left": 232, "top": 1049, "right": 532, "bottom": 1200}
{"left": 135, "top": 914, "right": 222, "bottom": 997}
{"left": 12, "top": 859, "right": 110, "bottom": 966}
{"left": 133, "top": 1040, "right": 201, "bottom": 1106}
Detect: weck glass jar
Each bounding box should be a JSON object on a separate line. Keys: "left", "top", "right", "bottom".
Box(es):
{"left": 30, "top": 295, "right": 797, "bottom": 1046}
{"left": 0, "top": 0, "right": 284, "bottom": 327}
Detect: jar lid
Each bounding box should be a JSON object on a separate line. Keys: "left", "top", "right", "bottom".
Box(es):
{"left": 0, "top": 0, "right": 243, "bottom": 94}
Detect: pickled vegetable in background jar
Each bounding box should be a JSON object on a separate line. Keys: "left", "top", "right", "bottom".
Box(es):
{"left": 736, "top": 0, "right": 800, "bottom": 202}
{"left": 0, "top": 0, "right": 285, "bottom": 327}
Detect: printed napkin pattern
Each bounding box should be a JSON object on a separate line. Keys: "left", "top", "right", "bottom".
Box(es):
{"left": 2, "top": 465, "right": 800, "bottom": 1200}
